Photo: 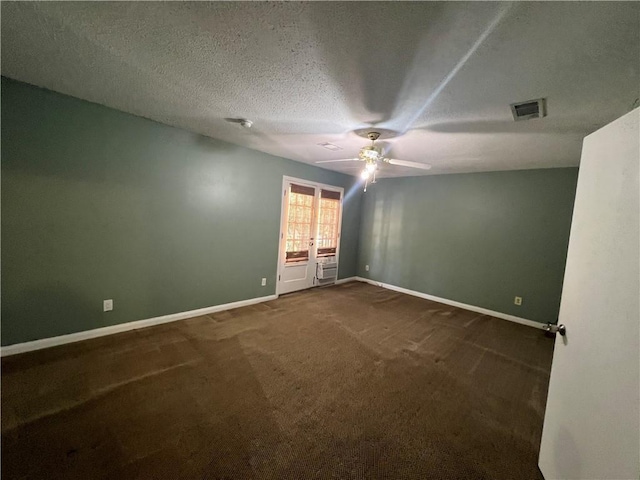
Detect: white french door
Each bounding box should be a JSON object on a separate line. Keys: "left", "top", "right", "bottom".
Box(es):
{"left": 277, "top": 177, "right": 343, "bottom": 295}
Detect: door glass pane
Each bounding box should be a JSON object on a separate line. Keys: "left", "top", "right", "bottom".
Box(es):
{"left": 317, "top": 190, "right": 341, "bottom": 256}
{"left": 285, "top": 184, "right": 314, "bottom": 262}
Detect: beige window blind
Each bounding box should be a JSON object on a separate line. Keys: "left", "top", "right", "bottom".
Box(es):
{"left": 317, "top": 189, "right": 341, "bottom": 256}
{"left": 285, "top": 184, "right": 315, "bottom": 262}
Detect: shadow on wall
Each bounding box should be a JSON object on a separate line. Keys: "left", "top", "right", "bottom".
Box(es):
{"left": 1, "top": 285, "right": 96, "bottom": 345}
{"left": 370, "top": 195, "right": 389, "bottom": 279}
{"left": 367, "top": 188, "right": 410, "bottom": 284}
{"left": 0, "top": 85, "right": 241, "bottom": 187}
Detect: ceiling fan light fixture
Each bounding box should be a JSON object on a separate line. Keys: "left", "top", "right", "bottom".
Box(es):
{"left": 314, "top": 131, "right": 430, "bottom": 185}
{"left": 359, "top": 146, "right": 380, "bottom": 161}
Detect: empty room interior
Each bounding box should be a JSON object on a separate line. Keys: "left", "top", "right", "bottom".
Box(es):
{"left": 1, "top": 2, "right": 639, "bottom": 479}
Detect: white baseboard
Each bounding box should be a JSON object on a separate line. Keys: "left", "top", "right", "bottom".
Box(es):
{"left": 335, "top": 276, "right": 357, "bottom": 285}
{"left": 1, "top": 277, "right": 542, "bottom": 356}
{"left": 0, "top": 294, "right": 279, "bottom": 357}
{"left": 355, "top": 277, "right": 544, "bottom": 330}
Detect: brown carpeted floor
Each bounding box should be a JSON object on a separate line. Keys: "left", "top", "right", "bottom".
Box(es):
{"left": 2, "top": 282, "right": 554, "bottom": 479}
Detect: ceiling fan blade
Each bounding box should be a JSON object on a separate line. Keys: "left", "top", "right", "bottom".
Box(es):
{"left": 315, "top": 158, "right": 361, "bottom": 164}
{"left": 385, "top": 158, "right": 432, "bottom": 170}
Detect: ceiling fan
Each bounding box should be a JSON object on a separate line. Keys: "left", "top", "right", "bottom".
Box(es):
{"left": 315, "top": 132, "right": 431, "bottom": 190}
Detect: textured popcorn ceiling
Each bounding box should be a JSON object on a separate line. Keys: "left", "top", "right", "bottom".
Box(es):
{"left": 2, "top": 2, "right": 639, "bottom": 177}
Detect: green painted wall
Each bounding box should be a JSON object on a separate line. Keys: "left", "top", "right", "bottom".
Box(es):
{"left": 357, "top": 169, "right": 578, "bottom": 324}
{"left": 1, "top": 77, "right": 362, "bottom": 345}
{"left": 1, "top": 77, "right": 578, "bottom": 346}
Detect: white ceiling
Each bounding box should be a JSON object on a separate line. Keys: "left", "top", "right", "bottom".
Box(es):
{"left": 2, "top": 2, "right": 638, "bottom": 177}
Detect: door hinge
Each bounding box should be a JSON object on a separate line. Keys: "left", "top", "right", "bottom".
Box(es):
{"left": 278, "top": 275, "right": 281, "bottom": 281}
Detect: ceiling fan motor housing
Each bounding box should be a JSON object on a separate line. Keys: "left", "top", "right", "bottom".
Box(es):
{"left": 367, "top": 132, "right": 381, "bottom": 141}
{"left": 359, "top": 132, "right": 383, "bottom": 162}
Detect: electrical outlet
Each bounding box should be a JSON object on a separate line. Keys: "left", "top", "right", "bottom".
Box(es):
{"left": 514, "top": 296, "right": 523, "bottom": 306}
{"left": 261, "top": 278, "right": 267, "bottom": 286}
{"left": 103, "top": 299, "right": 113, "bottom": 312}
{"left": 365, "top": 264, "right": 370, "bottom": 271}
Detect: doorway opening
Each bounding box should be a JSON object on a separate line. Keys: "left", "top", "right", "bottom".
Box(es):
{"left": 277, "top": 177, "right": 343, "bottom": 295}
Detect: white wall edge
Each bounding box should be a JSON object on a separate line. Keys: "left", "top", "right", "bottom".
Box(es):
{"left": 335, "top": 276, "right": 357, "bottom": 285}
{"left": 355, "top": 277, "right": 545, "bottom": 330}
{"left": 1, "top": 294, "right": 279, "bottom": 357}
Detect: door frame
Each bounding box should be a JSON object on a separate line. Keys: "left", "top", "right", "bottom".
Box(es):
{"left": 276, "top": 176, "right": 344, "bottom": 296}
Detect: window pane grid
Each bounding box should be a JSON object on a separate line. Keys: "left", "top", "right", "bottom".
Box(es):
{"left": 285, "top": 189, "right": 314, "bottom": 262}
{"left": 317, "top": 197, "right": 340, "bottom": 256}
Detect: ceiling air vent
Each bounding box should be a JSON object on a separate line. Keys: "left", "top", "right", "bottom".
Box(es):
{"left": 317, "top": 142, "right": 342, "bottom": 151}
{"left": 510, "top": 98, "right": 546, "bottom": 121}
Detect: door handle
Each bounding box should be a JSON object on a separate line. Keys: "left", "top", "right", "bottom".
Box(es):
{"left": 544, "top": 323, "right": 566, "bottom": 336}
